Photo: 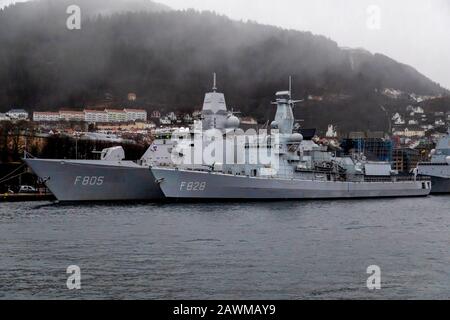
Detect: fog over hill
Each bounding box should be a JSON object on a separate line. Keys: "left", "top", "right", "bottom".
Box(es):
{"left": 0, "top": 0, "right": 447, "bottom": 131}
{"left": 0, "top": 0, "right": 170, "bottom": 13}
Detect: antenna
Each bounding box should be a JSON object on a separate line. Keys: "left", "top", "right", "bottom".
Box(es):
{"left": 289, "top": 76, "right": 292, "bottom": 99}
{"left": 288, "top": 75, "right": 303, "bottom": 106}
{"left": 212, "top": 72, "right": 217, "bottom": 92}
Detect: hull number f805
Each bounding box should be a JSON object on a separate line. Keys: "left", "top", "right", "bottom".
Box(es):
{"left": 74, "top": 176, "right": 105, "bottom": 186}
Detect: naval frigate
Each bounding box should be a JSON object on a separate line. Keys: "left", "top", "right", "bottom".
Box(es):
{"left": 417, "top": 128, "right": 450, "bottom": 193}
{"left": 24, "top": 74, "right": 237, "bottom": 202}
{"left": 152, "top": 85, "right": 432, "bottom": 200}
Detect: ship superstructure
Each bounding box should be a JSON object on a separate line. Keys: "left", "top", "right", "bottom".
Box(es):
{"left": 417, "top": 128, "right": 450, "bottom": 193}
{"left": 152, "top": 83, "right": 431, "bottom": 200}
{"left": 24, "top": 74, "right": 237, "bottom": 202}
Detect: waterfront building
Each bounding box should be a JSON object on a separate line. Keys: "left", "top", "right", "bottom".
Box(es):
{"left": 392, "top": 126, "right": 426, "bottom": 138}
{"left": 392, "top": 148, "right": 421, "bottom": 173}
{"left": 6, "top": 109, "right": 29, "bottom": 120}
{"left": 105, "top": 109, "right": 127, "bottom": 123}
{"left": 59, "top": 110, "right": 85, "bottom": 122}
{"left": 342, "top": 133, "right": 393, "bottom": 162}
{"left": 159, "top": 117, "right": 172, "bottom": 125}
{"left": 151, "top": 110, "right": 161, "bottom": 119}
{"left": 167, "top": 112, "right": 177, "bottom": 122}
{"left": 183, "top": 113, "right": 193, "bottom": 123}
{"left": 127, "top": 93, "right": 137, "bottom": 101}
{"left": 326, "top": 124, "right": 338, "bottom": 138}
{"left": 124, "top": 109, "right": 147, "bottom": 122}
{"left": 84, "top": 109, "right": 108, "bottom": 123}
{"left": 33, "top": 112, "right": 60, "bottom": 122}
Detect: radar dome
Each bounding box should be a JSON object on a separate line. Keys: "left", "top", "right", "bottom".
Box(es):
{"left": 271, "top": 121, "right": 278, "bottom": 129}
{"left": 289, "top": 133, "right": 304, "bottom": 143}
{"left": 446, "top": 156, "right": 450, "bottom": 165}
{"left": 226, "top": 115, "right": 240, "bottom": 128}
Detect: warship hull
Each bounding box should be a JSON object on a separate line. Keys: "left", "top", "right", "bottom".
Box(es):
{"left": 152, "top": 168, "right": 431, "bottom": 200}
{"left": 25, "top": 159, "right": 163, "bottom": 202}
{"left": 429, "top": 176, "right": 450, "bottom": 194}
{"left": 417, "top": 163, "right": 450, "bottom": 194}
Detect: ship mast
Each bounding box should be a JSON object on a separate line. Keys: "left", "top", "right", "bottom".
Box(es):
{"left": 288, "top": 76, "right": 303, "bottom": 106}
{"left": 212, "top": 72, "right": 217, "bottom": 92}
{"left": 289, "top": 75, "right": 292, "bottom": 99}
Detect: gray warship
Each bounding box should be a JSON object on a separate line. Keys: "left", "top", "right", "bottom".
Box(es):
{"left": 24, "top": 146, "right": 163, "bottom": 202}
{"left": 24, "top": 74, "right": 237, "bottom": 202}
{"left": 417, "top": 128, "right": 450, "bottom": 193}
{"left": 152, "top": 87, "right": 432, "bottom": 200}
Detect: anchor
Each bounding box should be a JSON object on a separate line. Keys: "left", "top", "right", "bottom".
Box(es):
{"left": 155, "top": 178, "right": 165, "bottom": 185}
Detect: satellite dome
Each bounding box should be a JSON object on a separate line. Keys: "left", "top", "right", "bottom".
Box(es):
{"left": 226, "top": 115, "right": 240, "bottom": 128}
{"left": 271, "top": 121, "right": 278, "bottom": 129}
{"left": 289, "top": 133, "right": 304, "bottom": 143}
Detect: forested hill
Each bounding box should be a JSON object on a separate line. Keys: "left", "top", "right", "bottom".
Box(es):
{"left": 0, "top": 0, "right": 447, "bottom": 125}
{"left": 1, "top": 0, "right": 170, "bottom": 16}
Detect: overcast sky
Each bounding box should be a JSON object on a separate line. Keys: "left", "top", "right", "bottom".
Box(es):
{"left": 1, "top": 0, "right": 449, "bottom": 89}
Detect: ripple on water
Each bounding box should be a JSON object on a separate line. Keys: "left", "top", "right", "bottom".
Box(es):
{"left": 0, "top": 196, "right": 449, "bottom": 299}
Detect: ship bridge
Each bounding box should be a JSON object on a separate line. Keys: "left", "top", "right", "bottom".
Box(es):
{"left": 202, "top": 73, "right": 229, "bottom": 130}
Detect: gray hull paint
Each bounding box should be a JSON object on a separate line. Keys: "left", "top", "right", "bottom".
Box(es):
{"left": 152, "top": 168, "right": 431, "bottom": 200}
{"left": 25, "top": 159, "right": 163, "bottom": 202}
{"left": 430, "top": 176, "right": 450, "bottom": 194}
{"left": 418, "top": 164, "right": 449, "bottom": 194}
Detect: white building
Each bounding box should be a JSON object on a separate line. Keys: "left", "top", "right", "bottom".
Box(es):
{"left": 167, "top": 112, "right": 177, "bottom": 122}
{"left": 183, "top": 113, "right": 193, "bottom": 123}
{"left": 127, "top": 93, "right": 137, "bottom": 101}
{"left": 105, "top": 109, "right": 127, "bottom": 123}
{"left": 32, "top": 108, "right": 147, "bottom": 124}
{"left": 393, "top": 127, "right": 426, "bottom": 138}
{"left": 326, "top": 124, "right": 338, "bottom": 138}
{"left": 392, "top": 112, "right": 405, "bottom": 125}
{"left": 124, "top": 109, "right": 147, "bottom": 122}
{"left": 6, "top": 109, "right": 28, "bottom": 120}
{"left": 0, "top": 113, "right": 10, "bottom": 121}
{"left": 406, "top": 105, "right": 424, "bottom": 114}
{"left": 159, "top": 117, "right": 172, "bottom": 125}
{"left": 192, "top": 110, "right": 202, "bottom": 119}
{"left": 84, "top": 110, "right": 108, "bottom": 123}
{"left": 151, "top": 110, "right": 161, "bottom": 119}
{"left": 60, "top": 110, "right": 85, "bottom": 122}
{"left": 33, "top": 112, "right": 60, "bottom": 122}
{"left": 144, "top": 122, "right": 156, "bottom": 129}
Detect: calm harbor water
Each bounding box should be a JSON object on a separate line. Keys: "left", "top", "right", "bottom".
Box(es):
{"left": 0, "top": 196, "right": 449, "bottom": 300}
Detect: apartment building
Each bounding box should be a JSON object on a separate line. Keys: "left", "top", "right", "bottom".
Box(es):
{"left": 33, "top": 112, "right": 60, "bottom": 122}
{"left": 105, "top": 109, "right": 127, "bottom": 123}
{"left": 59, "top": 110, "right": 85, "bottom": 122}
{"left": 124, "top": 109, "right": 147, "bottom": 122}
{"left": 6, "top": 109, "right": 29, "bottom": 120}
{"left": 84, "top": 110, "right": 108, "bottom": 123}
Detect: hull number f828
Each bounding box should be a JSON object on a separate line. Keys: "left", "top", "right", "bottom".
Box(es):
{"left": 180, "top": 181, "right": 206, "bottom": 191}
{"left": 74, "top": 176, "right": 105, "bottom": 186}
